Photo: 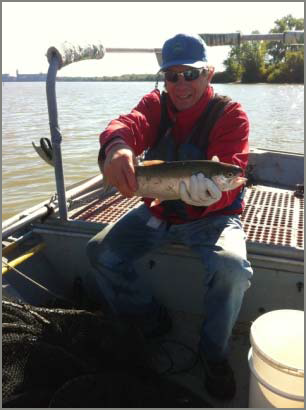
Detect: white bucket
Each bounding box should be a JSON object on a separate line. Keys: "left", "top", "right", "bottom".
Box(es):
{"left": 248, "top": 309, "right": 304, "bottom": 408}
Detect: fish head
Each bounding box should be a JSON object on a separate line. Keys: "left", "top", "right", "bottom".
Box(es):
{"left": 211, "top": 167, "right": 247, "bottom": 191}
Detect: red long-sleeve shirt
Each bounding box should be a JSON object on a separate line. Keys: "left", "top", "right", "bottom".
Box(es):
{"left": 100, "top": 86, "right": 250, "bottom": 223}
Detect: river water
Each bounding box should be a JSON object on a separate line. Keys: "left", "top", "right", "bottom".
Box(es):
{"left": 2, "top": 82, "right": 304, "bottom": 221}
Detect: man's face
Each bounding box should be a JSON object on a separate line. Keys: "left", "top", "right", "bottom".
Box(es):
{"left": 165, "top": 65, "right": 213, "bottom": 111}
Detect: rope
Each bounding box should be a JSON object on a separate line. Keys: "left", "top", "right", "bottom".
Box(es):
{"left": 2, "top": 259, "right": 71, "bottom": 303}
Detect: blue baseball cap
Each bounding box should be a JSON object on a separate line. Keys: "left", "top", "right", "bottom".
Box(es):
{"left": 159, "top": 33, "right": 208, "bottom": 71}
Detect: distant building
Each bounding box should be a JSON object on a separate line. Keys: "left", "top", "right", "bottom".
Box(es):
{"left": 2, "top": 70, "right": 47, "bottom": 82}
{"left": 2, "top": 74, "right": 16, "bottom": 82}
{"left": 16, "top": 71, "right": 47, "bottom": 81}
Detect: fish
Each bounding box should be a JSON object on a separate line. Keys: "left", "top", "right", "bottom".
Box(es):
{"left": 134, "top": 159, "right": 247, "bottom": 206}
{"left": 103, "top": 157, "right": 247, "bottom": 206}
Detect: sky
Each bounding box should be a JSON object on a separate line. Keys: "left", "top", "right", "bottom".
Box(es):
{"left": 2, "top": 2, "right": 304, "bottom": 77}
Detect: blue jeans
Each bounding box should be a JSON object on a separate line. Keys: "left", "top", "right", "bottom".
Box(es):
{"left": 86, "top": 204, "right": 253, "bottom": 361}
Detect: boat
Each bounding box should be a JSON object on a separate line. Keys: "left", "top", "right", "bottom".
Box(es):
{"left": 2, "top": 32, "right": 304, "bottom": 408}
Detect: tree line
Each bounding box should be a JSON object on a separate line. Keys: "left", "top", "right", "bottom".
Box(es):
{"left": 217, "top": 14, "right": 304, "bottom": 83}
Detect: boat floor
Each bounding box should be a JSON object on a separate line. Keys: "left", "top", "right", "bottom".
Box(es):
{"left": 147, "top": 310, "right": 251, "bottom": 408}
{"left": 63, "top": 184, "right": 303, "bottom": 407}
{"left": 64, "top": 184, "right": 302, "bottom": 407}
{"left": 3, "top": 184, "right": 302, "bottom": 407}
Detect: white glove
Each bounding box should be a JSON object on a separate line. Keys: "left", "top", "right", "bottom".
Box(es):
{"left": 179, "top": 173, "right": 222, "bottom": 207}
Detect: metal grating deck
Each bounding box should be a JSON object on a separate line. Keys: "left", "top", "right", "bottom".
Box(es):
{"left": 71, "top": 193, "right": 142, "bottom": 224}
{"left": 71, "top": 186, "right": 304, "bottom": 250}
{"left": 241, "top": 187, "right": 304, "bottom": 249}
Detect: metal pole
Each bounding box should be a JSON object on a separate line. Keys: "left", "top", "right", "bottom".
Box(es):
{"left": 46, "top": 54, "right": 68, "bottom": 220}
{"left": 104, "top": 31, "right": 304, "bottom": 53}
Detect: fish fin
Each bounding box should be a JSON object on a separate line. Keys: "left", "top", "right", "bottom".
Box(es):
{"left": 150, "top": 198, "right": 163, "bottom": 207}
{"left": 102, "top": 176, "right": 114, "bottom": 194}
{"left": 211, "top": 155, "right": 220, "bottom": 162}
{"left": 141, "top": 160, "right": 165, "bottom": 166}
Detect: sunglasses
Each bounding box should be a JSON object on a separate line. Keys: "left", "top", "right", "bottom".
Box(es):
{"left": 164, "top": 68, "right": 205, "bottom": 83}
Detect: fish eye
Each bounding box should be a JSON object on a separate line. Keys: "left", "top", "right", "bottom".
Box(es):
{"left": 227, "top": 172, "right": 234, "bottom": 177}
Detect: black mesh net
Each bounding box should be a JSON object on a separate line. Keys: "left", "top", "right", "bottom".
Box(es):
{"left": 2, "top": 296, "right": 212, "bottom": 408}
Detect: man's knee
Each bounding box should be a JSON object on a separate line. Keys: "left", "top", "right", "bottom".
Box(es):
{"left": 86, "top": 223, "right": 117, "bottom": 266}
{"left": 214, "top": 250, "right": 253, "bottom": 291}
{"left": 86, "top": 237, "right": 101, "bottom": 267}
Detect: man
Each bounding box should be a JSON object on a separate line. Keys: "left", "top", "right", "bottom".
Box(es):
{"left": 86, "top": 33, "right": 253, "bottom": 400}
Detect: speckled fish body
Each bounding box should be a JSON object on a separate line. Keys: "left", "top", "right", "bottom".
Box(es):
{"left": 135, "top": 160, "right": 246, "bottom": 200}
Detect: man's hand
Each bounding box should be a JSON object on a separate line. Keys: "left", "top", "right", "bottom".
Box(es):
{"left": 179, "top": 173, "right": 222, "bottom": 207}
{"left": 103, "top": 144, "right": 138, "bottom": 197}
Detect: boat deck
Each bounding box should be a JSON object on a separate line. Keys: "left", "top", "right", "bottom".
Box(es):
{"left": 144, "top": 310, "right": 252, "bottom": 408}
{"left": 3, "top": 184, "right": 303, "bottom": 407}
{"left": 65, "top": 184, "right": 303, "bottom": 407}
{"left": 69, "top": 185, "right": 304, "bottom": 251}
